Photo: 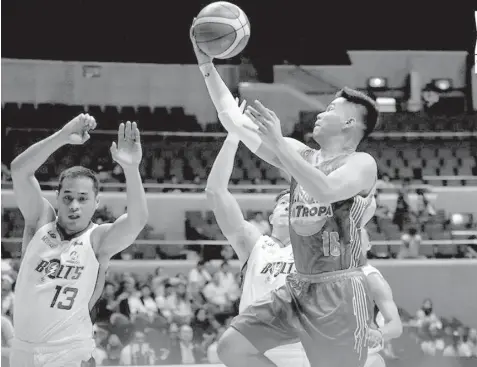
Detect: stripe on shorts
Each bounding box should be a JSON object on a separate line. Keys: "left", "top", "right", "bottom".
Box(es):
{"left": 351, "top": 276, "right": 369, "bottom": 361}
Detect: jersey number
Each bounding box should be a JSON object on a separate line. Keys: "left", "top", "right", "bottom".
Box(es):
{"left": 322, "top": 231, "right": 341, "bottom": 257}
{"left": 50, "top": 286, "right": 78, "bottom": 310}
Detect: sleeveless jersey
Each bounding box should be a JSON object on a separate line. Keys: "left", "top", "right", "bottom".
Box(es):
{"left": 239, "top": 236, "right": 295, "bottom": 313}
{"left": 289, "top": 151, "right": 376, "bottom": 274}
{"left": 14, "top": 221, "right": 100, "bottom": 344}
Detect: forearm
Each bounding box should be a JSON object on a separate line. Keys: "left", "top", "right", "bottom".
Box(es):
{"left": 123, "top": 167, "right": 148, "bottom": 225}
{"left": 200, "top": 63, "right": 262, "bottom": 153}
{"left": 379, "top": 319, "right": 403, "bottom": 341}
{"left": 206, "top": 135, "right": 239, "bottom": 193}
{"left": 274, "top": 137, "right": 331, "bottom": 201}
{"left": 11, "top": 131, "right": 66, "bottom": 175}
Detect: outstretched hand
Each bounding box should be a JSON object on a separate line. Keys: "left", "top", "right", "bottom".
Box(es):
{"left": 243, "top": 100, "right": 284, "bottom": 148}
{"left": 110, "top": 121, "right": 142, "bottom": 168}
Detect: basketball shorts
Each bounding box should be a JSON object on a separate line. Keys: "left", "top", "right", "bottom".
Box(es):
{"left": 10, "top": 338, "right": 96, "bottom": 367}
{"left": 231, "top": 268, "right": 373, "bottom": 367}
{"left": 265, "top": 342, "right": 310, "bottom": 367}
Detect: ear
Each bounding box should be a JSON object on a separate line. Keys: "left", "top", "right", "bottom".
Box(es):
{"left": 269, "top": 213, "right": 273, "bottom": 224}
{"left": 55, "top": 190, "right": 60, "bottom": 197}
{"left": 95, "top": 194, "right": 101, "bottom": 211}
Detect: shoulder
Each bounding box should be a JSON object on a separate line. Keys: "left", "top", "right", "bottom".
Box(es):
{"left": 90, "top": 223, "right": 113, "bottom": 256}
{"left": 349, "top": 152, "right": 377, "bottom": 171}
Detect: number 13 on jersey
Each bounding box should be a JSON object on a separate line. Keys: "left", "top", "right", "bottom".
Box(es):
{"left": 322, "top": 231, "right": 341, "bottom": 256}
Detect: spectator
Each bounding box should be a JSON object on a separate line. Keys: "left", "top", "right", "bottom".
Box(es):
{"left": 398, "top": 227, "right": 423, "bottom": 259}
{"left": 393, "top": 189, "right": 413, "bottom": 231}
{"left": 117, "top": 277, "right": 139, "bottom": 318}
{"left": 190, "top": 308, "right": 213, "bottom": 343}
{"left": 1, "top": 163, "right": 11, "bottom": 181}
{"left": 217, "top": 261, "right": 240, "bottom": 302}
{"left": 105, "top": 334, "right": 123, "bottom": 366}
{"left": 207, "top": 326, "right": 227, "bottom": 363}
{"left": 1, "top": 315, "right": 14, "bottom": 367}
{"left": 92, "top": 325, "right": 109, "bottom": 366}
{"left": 151, "top": 267, "right": 168, "bottom": 297}
{"left": 120, "top": 328, "right": 156, "bottom": 366}
{"left": 376, "top": 173, "right": 395, "bottom": 190}
{"left": 443, "top": 331, "right": 473, "bottom": 357}
{"left": 421, "top": 324, "right": 445, "bottom": 356}
{"left": 249, "top": 211, "right": 271, "bottom": 235}
{"left": 220, "top": 245, "right": 236, "bottom": 261}
{"left": 188, "top": 259, "right": 211, "bottom": 292}
{"left": 94, "top": 281, "right": 118, "bottom": 323}
{"left": 169, "top": 324, "right": 204, "bottom": 364}
{"left": 128, "top": 284, "right": 159, "bottom": 321}
{"left": 202, "top": 272, "right": 233, "bottom": 312}
{"left": 161, "top": 281, "right": 193, "bottom": 324}
{"left": 1, "top": 275, "right": 14, "bottom": 317}
{"left": 415, "top": 298, "right": 441, "bottom": 329}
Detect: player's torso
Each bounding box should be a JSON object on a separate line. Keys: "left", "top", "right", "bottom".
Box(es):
{"left": 14, "top": 221, "right": 100, "bottom": 344}
{"left": 239, "top": 236, "right": 295, "bottom": 313}
{"left": 289, "top": 150, "right": 376, "bottom": 274}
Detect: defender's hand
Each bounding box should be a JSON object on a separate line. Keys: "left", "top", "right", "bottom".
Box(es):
{"left": 110, "top": 121, "right": 142, "bottom": 168}
{"left": 367, "top": 327, "right": 384, "bottom": 350}
{"left": 190, "top": 18, "right": 213, "bottom": 66}
{"left": 60, "top": 113, "right": 96, "bottom": 145}
{"left": 244, "top": 100, "right": 284, "bottom": 148}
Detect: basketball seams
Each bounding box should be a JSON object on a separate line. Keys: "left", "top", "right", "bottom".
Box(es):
{"left": 193, "top": 2, "right": 250, "bottom": 59}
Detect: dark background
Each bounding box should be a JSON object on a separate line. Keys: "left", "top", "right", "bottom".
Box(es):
{"left": 2, "top": 0, "right": 475, "bottom": 65}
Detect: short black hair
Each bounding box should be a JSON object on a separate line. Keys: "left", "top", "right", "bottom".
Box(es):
{"left": 58, "top": 166, "right": 99, "bottom": 195}
{"left": 274, "top": 189, "right": 290, "bottom": 204}
{"left": 335, "top": 87, "right": 379, "bottom": 139}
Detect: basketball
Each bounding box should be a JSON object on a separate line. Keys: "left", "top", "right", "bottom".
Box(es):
{"left": 192, "top": 1, "right": 250, "bottom": 59}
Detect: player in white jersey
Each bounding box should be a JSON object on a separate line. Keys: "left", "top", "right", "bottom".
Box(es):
{"left": 361, "top": 229, "right": 403, "bottom": 367}
{"left": 205, "top": 114, "right": 309, "bottom": 367}
{"left": 10, "top": 115, "right": 149, "bottom": 367}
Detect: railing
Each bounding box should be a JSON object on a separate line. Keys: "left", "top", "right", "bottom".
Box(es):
{"left": 2, "top": 179, "right": 475, "bottom": 191}
{"left": 6, "top": 128, "right": 477, "bottom": 139}
{"left": 2, "top": 238, "right": 477, "bottom": 246}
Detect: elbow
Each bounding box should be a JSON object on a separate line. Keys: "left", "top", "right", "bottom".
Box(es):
{"left": 205, "top": 186, "right": 220, "bottom": 207}
{"left": 395, "top": 321, "right": 403, "bottom": 338}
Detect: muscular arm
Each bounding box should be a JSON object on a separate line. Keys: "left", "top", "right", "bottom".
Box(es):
{"left": 205, "top": 135, "right": 261, "bottom": 263}
{"left": 10, "top": 132, "right": 65, "bottom": 252}
{"left": 274, "top": 139, "right": 377, "bottom": 204}
{"left": 94, "top": 167, "right": 148, "bottom": 259}
{"left": 367, "top": 273, "right": 403, "bottom": 341}
{"left": 198, "top": 62, "right": 307, "bottom": 169}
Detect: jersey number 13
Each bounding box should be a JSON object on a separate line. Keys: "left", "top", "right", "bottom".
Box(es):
{"left": 50, "top": 285, "right": 79, "bottom": 310}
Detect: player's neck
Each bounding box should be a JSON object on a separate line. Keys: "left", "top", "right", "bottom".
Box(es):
{"left": 56, "top": 221, "right": 93, "bottom": 241}
{"left": 271, "top": 226, "right": 290, "bottom": 247}
{"left": 317, "top": 136, "right": 357, "bottom": 160}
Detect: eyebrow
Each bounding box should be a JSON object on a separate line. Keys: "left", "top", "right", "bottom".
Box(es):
{"left": 63, "top": 190, "right": 89, "bottom": 195}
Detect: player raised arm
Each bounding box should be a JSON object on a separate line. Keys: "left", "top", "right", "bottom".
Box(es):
{"left": 367, "top": 273, "right": 403, "bottom": 342}
{"left": 189, "top": 21, "right": 307, "bottom": 170}
{"left": 205, "top": 108, "right": 261, "bottom": 263}
{"left": 245, "top": 101, "right": 376, "bottom": 204}
{"left": 92, "top": 122, "right": 148, "bottom": 259}
{"left": 10, "top": 114, "right": 96, "bottom": 252}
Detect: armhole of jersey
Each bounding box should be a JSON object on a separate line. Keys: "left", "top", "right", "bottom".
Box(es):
{"left": 239, "top": 235, "right": 265, "bottom": 286}
{"left": 23, "top": 221, "right": 56, "bottom": 255}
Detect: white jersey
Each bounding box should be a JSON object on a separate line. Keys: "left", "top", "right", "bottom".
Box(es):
{"left": 14, "top": 221, "right": 99, "bottom": 344}
{"left": 240, "top": 235, "right": 295, "bottom": 313}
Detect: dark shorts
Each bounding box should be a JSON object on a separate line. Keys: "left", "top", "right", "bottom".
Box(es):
{"left": 231, "top": 268, "right": 373, "bottom": 367}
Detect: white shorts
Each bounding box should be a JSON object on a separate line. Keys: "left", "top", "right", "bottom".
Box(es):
{"left": 265, "top": 342, "right": 310, "bottom": 367}
{"left": 365, "top": 351, "right": 386, "bottom": 367}
{"left": 10, "top": 338, "right": 95, "bottom": 367}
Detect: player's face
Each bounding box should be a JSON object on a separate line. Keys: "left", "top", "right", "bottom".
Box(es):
{"left": 57, "top": 176, "right": 98, "bottom": 234}
{"left": 313, "top": 97, "right": 361, "bottom": 139}
{"left": 270, "top": 194, "right": 290, "bottom": 227}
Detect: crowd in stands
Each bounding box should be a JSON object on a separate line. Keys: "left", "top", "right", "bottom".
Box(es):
{"left": 2, "top": 254, "right": 477, "bottom": 366}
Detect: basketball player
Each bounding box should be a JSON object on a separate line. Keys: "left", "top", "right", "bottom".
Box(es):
{"left": 361, "top": 229, "right": 403, "bottom": 367}
{"left": 191, "top": 27, "right": 380, "bottom": 367}
{"left": 9, "top": 115, "right": 148, "bottom": 367}
{"left": 205, "top": 111, "right": 309, "bottom": 367}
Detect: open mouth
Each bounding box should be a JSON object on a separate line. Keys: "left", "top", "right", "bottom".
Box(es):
{"left": 68, "top": 214, "right": 80, "bottom": 220}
